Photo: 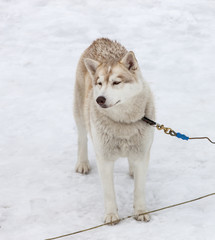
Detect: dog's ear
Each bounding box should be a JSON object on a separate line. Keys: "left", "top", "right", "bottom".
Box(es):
{"left": 121, "top": 51, "right": 138, "bottom": 72}
{"left": 84, "top": 58, "right": 100, "bottom": 78}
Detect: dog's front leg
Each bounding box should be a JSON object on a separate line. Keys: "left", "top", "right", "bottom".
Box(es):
{"left": 133, "top": 152, "right": 150, "bottom": 222}
{"left": 96, "top": 156, "right": 119, "bottom": 224}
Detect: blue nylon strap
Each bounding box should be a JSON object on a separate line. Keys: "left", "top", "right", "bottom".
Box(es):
{"left": 176, "top": 132, "right": 189, "bottom": 141}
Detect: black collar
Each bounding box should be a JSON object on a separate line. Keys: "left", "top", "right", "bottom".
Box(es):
{"left": 142, "top": 116, "right": 156, "bottom": 126}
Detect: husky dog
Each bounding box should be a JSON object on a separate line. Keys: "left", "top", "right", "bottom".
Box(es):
{"left": 74, "top": 38, "right": 155, "bottom": 224}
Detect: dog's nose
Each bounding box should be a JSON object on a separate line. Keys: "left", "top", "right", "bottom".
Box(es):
{"left": 96, "top": 96, "right": 106, "bottom": 106}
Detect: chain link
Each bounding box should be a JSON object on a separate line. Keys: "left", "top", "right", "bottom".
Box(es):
{"left": 156, "top": 124, "right": 177, "bottom": 136}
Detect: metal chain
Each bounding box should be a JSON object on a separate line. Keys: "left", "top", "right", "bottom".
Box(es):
{"left": 156, "top": 124, "right": 177, "bottom": 136}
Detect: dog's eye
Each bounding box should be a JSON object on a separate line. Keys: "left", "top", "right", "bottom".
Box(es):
{"left": 113, "top": 81, "right": 121, "bottom": 85}
{"left": 97, "top": 82, "right": 102, "bottom": 86}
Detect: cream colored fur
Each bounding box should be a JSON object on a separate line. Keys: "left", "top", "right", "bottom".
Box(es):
{"left": 74, "top": 38, "right": 155, "bottom": 224}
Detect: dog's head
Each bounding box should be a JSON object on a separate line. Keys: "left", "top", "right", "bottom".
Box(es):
{"left": 84, "top": 51, "right": 144, "bottom": 109}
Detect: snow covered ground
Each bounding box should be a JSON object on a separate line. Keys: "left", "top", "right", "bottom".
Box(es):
{"left": 0, "top": 0, "right": 215, "bottom": 239}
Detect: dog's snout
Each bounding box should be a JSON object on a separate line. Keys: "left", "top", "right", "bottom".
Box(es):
{"left": 96, "top": 96, "right": 106, "bottom": 106}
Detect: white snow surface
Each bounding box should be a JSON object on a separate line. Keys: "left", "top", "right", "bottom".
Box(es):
{"left": 0, "top": 0, "right": 215, "bottom": 239}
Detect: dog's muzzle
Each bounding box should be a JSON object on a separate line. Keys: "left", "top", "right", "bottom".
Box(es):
{"left": 96, "top": 96, "right": 120, "bottom": 108}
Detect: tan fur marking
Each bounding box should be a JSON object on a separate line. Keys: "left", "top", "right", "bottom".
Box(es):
{"left": 95, "top": 64, "right": 114, "bottom": 84}
{"left": 117, "top": 74, "right": 133, "bottom": 83}
{"left": 83, "top": 38, "right": 128, "bottom": 65}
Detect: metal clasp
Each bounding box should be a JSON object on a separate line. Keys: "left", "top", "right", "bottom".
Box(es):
{"left": 156, "top": 124, "right": 176, "bottom": 136}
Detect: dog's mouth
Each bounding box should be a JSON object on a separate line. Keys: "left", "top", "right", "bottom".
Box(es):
{"left": 99, "top": 100, "right": 120, "bottom": 109}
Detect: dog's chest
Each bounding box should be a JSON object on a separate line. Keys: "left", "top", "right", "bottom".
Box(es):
{"left": 111, "top": 133, "right": 143, "bottom": 157}
{"left": 96, "top": 120, "right": 148, "bottom": 157}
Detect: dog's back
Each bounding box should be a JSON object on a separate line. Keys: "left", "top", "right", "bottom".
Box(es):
{"left": 82, "top": 38, "right": 127, "bottom": 64}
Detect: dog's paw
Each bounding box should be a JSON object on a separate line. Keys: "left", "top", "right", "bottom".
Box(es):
{"left": 75, "top": 162, "right": 90, "bottom": 174}
{"left": 134, "top": 210, "right": 150, "bottom": 222}
{"left": 104, "top": 213, "right": 120, "bottom": 225}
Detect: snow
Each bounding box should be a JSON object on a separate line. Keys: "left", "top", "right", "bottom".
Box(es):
{"left": 0, "top": 0, "right": 215, "bottom": 239}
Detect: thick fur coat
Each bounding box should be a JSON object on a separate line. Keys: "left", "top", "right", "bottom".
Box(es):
{"left": 74, "top": 38, "right": 155, "bottom": 224}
